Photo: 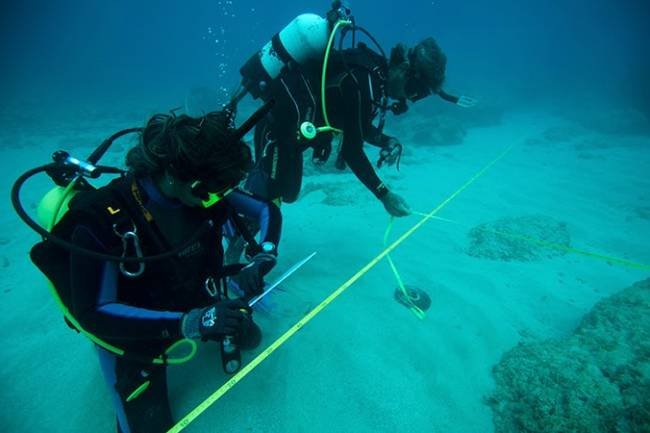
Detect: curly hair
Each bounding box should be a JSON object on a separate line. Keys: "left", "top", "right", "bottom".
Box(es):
{"left": 126, "top": 110, "right": 252, "bottom": 188}
{"left": 409, "top": 37, "right": 447, "bottom": 92}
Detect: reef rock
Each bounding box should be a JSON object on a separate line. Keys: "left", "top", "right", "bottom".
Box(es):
{"left": 467, "top": 215, "right": 571, "bottom": 262}
{"left": 488, "top": 278, "right": 650, "bottom": 433}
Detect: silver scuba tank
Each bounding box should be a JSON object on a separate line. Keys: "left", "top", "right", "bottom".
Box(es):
{"left": 239, "top": 13, "right": 330, "bottom": 99}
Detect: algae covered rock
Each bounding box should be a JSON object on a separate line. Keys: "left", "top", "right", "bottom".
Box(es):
{"left": 489, "top": 341, "right": 623, "bottom": 433}
{"left": 573, "top": 279, "right": 650, "bottom": 432}
{"left": 467, "top": 215, "right": 571, "bottom": 262}
{"left": 488, "top": 278, "right": 650, "bottom": 433}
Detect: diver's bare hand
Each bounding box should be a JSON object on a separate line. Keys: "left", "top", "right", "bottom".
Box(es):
{"left": 456, "top": 95, "right": 477, "bottom": 108}
{"left": 380, "top": 191, "right": 411, "bottom": 217}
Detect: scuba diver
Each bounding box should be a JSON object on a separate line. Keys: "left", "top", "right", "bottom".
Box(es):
{"left": 12, "top": 104, "right": 281, "bottom": 432}
{"left": 231, "top": 2, "right": 475, "bottom": 230}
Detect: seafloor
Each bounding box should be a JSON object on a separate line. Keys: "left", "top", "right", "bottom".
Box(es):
{"left": 1, "top": 98, "right": 648, "bottom": 432}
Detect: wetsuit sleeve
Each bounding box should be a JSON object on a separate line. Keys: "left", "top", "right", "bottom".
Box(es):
{"left": 225, "top": 190, "right": 282, "bottom": 248}
{"left": 364, "top": 124, "right": 392, "bottom": 148}
{"left": 438, "top": 89, "right": 460, "bottom": 104}
{"left": 329, "top": 72, "right": 388, "bottom": 199}
{"left": 70, "top": 224, "right": 183, "bottom": 341}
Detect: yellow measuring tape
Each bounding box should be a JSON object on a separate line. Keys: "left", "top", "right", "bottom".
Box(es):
{"left": 166, "top": 144, "right": 514, "bottom": 432}
{"left": 383, "top": 218, "right": 427, "bottom": 319}
{"left": 412, "top": 211, "right": 650, "bottom": 271}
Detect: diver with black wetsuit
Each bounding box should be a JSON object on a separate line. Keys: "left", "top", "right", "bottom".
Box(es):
{"left": 242, "top": 35, "right": 475, "bottom": 218}
{"left": 71, "top": 179, "right": 279, "bottom": 432}
{"left": 48, "top": 109, "right": 281, "bottom": 433}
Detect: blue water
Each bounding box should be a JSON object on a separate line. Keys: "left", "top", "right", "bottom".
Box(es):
{"left": 3, "top": 0, "right": 648, "bottom": 114}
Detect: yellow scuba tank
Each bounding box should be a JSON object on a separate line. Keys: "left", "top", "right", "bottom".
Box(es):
{"left": 239, "top": 13, "right": 330, "bottom": 99}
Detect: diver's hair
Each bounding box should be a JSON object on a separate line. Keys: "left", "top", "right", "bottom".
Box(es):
{"left": 126, "top": 110, "right": 252, "bottom": 187}
{"left": 389, "top": 43, "right": 408, "bottom": 67}
{"left": 410, "top": 37, "right": 447, "bottom": 92}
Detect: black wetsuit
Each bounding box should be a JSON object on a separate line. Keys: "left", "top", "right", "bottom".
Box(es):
{"left": 68, "top": 176, "right": 281, "bottom": 433}
{"left": 245, "top": 45, "right": 393, "bottom": 203}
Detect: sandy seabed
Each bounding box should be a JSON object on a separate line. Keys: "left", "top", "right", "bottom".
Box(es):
{"left": 1, "top": 100, "right": 648, "bottom": 433}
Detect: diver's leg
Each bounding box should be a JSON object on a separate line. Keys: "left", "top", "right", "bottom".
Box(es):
{"left": 226, "top": 126, "right": 283, "bottom": 263}
{"left": 224, "top": 220, "right": 247, "bottom": 265}
{"left": 98, "top": 348, "right": 173, "bottom": 433}
{"left": 243, "top": 122, "right": 278, "bottom": 200}
{"left": 225, "top": 124, "right": 274, "bottom": 264}
{"left": 278, "top": 143, "right": 304, "bottom": 204}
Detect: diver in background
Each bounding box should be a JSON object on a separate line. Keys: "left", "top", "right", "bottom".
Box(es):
{"left": 222, "top": 5, "right": 475, "bottom": 262}
{"left": 243, "top": 32, "right": 475, "bottom": 217}
{"left": 64, "top": 110, "right": 281, "bottom": 432}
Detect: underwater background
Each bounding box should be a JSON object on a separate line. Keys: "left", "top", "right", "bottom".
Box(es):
{"left": 1, "top": 1, "right": 649, "bottom": 432}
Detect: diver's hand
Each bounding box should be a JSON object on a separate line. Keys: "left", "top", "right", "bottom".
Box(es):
{"left": 380, "top": 191, "right": 411, "bottom": 217}
{"left": 181, "top": 298, "right": 249, "bottom": 341}
{"left": 377, "top": 137, "right": 403, "bottom": 168}
{"left": 230, "top": 253, "right": 277, "bottom": 296}
{"left": 456, "top": 95, "right": 477, "bottom": 108}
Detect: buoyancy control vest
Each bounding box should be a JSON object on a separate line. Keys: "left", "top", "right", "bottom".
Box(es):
{"left": 30, "top": 176, "right": 231, "bottom": 355}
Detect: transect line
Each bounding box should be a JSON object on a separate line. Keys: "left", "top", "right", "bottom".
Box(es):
{"left": 412, "top": 211, "right": 650, "bottom": 271}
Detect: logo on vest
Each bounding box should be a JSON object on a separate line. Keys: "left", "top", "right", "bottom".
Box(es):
{"left": 178, "top": 241, "right": 202, "bottom": 258}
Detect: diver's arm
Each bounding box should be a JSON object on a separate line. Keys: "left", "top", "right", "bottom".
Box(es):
{"left": 438, "top": 89, "right": 460, "bottom": 104}
{"left": 224, "top": 190, "right": 280, "bottom": 295}
{"left": 438, "top": 90, "right": 476, "bottom": 108}
{"left": 225, "top": 190, "right": 282, "bottom": 250}
{"left": 341, "top": 132, "right": 410, "bottom": 215}
{"left": 364, "top": 124, "right": 393, "bottom": 148}
{"left": 332, "top": 77, "right": 388, "bottom": 199}
{"left": 70, "top": 225, "right": 183, "bottom": 341}
{"left": 341, "top": 132, "right": 388, "bottom": 198}
{"left": 330, "top": 73, "right": 410, "bottom": 215}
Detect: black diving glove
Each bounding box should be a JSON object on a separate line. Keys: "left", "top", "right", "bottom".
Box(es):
{"left": 380, "top": 191, "right": 411, "bottom": 217}
{"left": 377, "top": 137, "right": 403, "bottom": 169}
{"left": 229, "top": 252, "right": 277, "bottom": 296}
{"left": 181, "top": 298, "right": 249, "bottom": 341}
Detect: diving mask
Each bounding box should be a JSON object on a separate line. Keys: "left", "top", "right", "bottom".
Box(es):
{"left": 190, "top": 181, "right": 234, "bottom": 208}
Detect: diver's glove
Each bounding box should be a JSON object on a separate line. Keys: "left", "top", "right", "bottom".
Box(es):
{"left": 229, "top": 252, "right": 277, "bottom": 296}
{"left": 181, "top": 298, "right": 249, "bottom": 341}
{"left": 380, "top": 191, "right": 411, "bottom": 217}
{"left": 377, "top": 137, "right": 403, "bottom": 169}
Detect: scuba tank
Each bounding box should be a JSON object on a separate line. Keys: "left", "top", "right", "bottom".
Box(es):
{"left": 236, "top": 1, "right": 353, "bottom": 103}
{"left": 233, "top": 2, "right": 388, "bottom": 146}
{"left": 239, "top": 14, "right": 330, "bottom": 100}
{"left": 234, "top": 5, "right": 355, "bottom": 151}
